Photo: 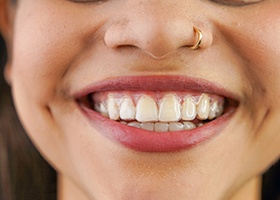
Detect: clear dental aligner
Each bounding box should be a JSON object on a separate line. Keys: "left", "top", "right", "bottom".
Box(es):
{"left": 91, "top": 92, "right": 224, "bottom": 132}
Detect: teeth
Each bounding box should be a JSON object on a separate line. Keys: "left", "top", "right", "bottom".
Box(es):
{"left": 196, "top": 94, "right": 210, "bottom": 120}
{"left": 183, "top": 122, "right": 196, "bottom": 130}
{"left": 159, "top": 94, "right": 181, "bottom": 122}
{"left": 217, "top": 103, "right": 224, "bottom": 117}
{"left": 127, "top": 122, "right": 141, "bottom": 128}
{"left": 208, "top": 101, "right": 218, "bottom": 120}
{"left": 209, "top": 101, "right": 224, "bottom": 120}
{"left": 120, "top": 121, "right": 128, "bottom": 125}
{"left": 182, "top": 96, "right": 196, "bottom": 120}
{"left": 94, "top": 93, "right": 224, "bottom": 131}
{"left": 94, "top": 103, "right": 109, "bottom": 117}
{"left": 169, "top": 122, "right": 184, "bottom": 131}
{"left": 155, "top": 122, "right": 169, "bottom": 132}
{"left": 107, "top": 95, "right": 120, "bottom": 120}
{"left": 198, "top": 123, "right": 204, "bottom": 127}
{"left": 119, "top": 97, "right": 136, "bottom": 121}
{"left": 141, "top": 122, "right": 154, "bottom": 131}
{"left": 136, "top": 95, "right": 158, "bottom": 122}
{"left": 122, "top": 121, "right": 198, "bottom": 132}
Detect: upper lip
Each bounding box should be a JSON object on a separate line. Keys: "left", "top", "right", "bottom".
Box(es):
{"left": 73, "top": 75, "right": 240, "bottom": 102}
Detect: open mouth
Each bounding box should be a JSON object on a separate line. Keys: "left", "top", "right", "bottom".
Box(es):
{"left": 76, "top": 76, "right": 238, "bottom": 152}
{"left": 89, "top": 91, "right": 225, "bottom": 131}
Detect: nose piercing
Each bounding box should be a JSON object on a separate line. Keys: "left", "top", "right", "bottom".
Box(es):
{"left": 189, "top": 27, "right": 203, "bottom": 50}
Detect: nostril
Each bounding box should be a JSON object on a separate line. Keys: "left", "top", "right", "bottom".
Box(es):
{"left": 104, "top": 24, "right": 134, "bottom": 49}
{"left": 103, "top": 11, "right": 213, "bottom": 59}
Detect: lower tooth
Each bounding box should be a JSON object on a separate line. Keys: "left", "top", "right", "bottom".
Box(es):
{"left": 183, "top": 122, "right": 196, "bottom": 130}
{"left": 169, "top": 123, "right": 184, "bottom": 131}
{"left": 125, "top": 121, "right": 199, "bottom": 131}
{"left": 141, "top": 123, "right": 154, "bottom": 131}
{"left": 127, "top": 122, "right": 141, "bottom": 128}
{"left": 155, "top": 122, "right": 169, "bottom": 132}
{"left": 198, "top": 123, "right": 204, "bottom": 127}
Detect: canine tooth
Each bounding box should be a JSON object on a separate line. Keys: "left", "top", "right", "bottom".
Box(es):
{"left": 136, "top": 95, "right": 158, "bottom": 122}
{"left": 94, "top": 103, "right": 109, "bottom": 117}
{"left": 119, "top": 97, "right": 136, "bottom": 120}
{"left": 141, "top": 123, "right": 154, "bottom": 131}
{"left": 182, "top": 96, "right": 196, "bottom": 120}
{"left": 159, "top": 94, "right": 181, "bottom": 122}
{"left": 208, "top": 101, "right": 219, "bottom": 120}
{"left": 217, "top": 103, "right": 224, "bottom": 117}
{"left": 94, "top": 104, "right": 101, "bottom": 112}
{"left": 107, "top": 95, "right": 119, "bottom": 120}
{"left": 155, "top": 122, "right": 169, "bottom": 132}
{"left": 127, "top": 122, "right": 141, "bottom": 128}
{"left": 169, "top": 123, "right": 184, "bottom": 131}
{"left": 100, "top": 103, "right": 109, "bottom": 116}
{"left": 196, "top": 94, "right": 210, "bottom": 120}
{"left": 183, "top": 122, "right": 196, "bottom": 130}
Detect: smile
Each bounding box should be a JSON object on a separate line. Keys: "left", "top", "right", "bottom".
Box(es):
{"left": 91, "top": 92, "right": 224, "bottom": 131}
{"left": 76, "top": 76, "right": 238, "bottom": 152}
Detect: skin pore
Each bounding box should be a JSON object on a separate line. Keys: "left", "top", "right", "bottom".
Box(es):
{"left": 1, "top": 0, "right": 280, "bottom": 199}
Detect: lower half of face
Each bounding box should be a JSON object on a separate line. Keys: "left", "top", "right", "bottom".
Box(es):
{"left": 7, "top": 0, "right": 280, "bottom": 199}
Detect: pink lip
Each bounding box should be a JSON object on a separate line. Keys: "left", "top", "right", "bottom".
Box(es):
{"left": 75, "top": 75, "right": 238, "bottom": 152}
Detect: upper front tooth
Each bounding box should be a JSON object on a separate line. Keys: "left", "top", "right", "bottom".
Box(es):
{"left": 107, "top": 95, "right": 120, "bottom": 120}
{"left": 196, "top": 94, "right": 210, "bottom": 120}
{"left": 136, "top": 95, "right": 158, "bottom": 122}
{"left": 159, "top": 94, "right": 181, "bottom": 122}
{"left": 119, "top": 97, "right": 136, "bottom": 120}
{"left": 182, "top": 96, "right": 196, "bottom": 120}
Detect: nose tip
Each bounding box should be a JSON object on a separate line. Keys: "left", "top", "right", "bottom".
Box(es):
{"left": 104, "top": 13, "right": 211, "bottom": 59}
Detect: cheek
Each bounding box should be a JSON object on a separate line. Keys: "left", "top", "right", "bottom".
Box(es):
{"left": 218, "top": 5, "right": 280, "bottom": 110}
{"left": 215, "top": 5, "right": 280, "bottom": 171}
{"left": 228, "top": 8, "right": 280, "bottom": 95}
{"left": 12, "top": 26, "right": 74, "bottom": 102}
{"left": 237, "top": 10, "right": 280, "bottom": 167}
{"left": 7, "top": 1, "right": 93, "bottom": 176}
{"left": 10, "top": 1, "right": 101, "bottom": 103}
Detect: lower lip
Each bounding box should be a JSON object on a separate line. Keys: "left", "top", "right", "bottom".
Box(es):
{"left": 80, "top": 105, "right": 234, "bottom": 152}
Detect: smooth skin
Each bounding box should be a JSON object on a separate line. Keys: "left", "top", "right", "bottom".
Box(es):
{"left": 1, "top": 0, "right": 280, "bottom": 199}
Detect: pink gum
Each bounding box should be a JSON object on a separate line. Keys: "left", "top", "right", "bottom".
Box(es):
{"left": 92, "top": 91, "right": 224, "bottom": 105}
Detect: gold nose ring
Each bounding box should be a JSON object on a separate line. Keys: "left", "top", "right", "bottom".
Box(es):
{"left": 189, "top": 27, "right": 203, "bottom": 50}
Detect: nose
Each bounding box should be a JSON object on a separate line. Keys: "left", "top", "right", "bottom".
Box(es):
{"left": 104, "top": 1, "right": 212, "bottom": 59}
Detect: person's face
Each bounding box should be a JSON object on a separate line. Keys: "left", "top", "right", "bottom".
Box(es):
{"left": 1, "top": 0, "right": 280, "bottom": 199}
